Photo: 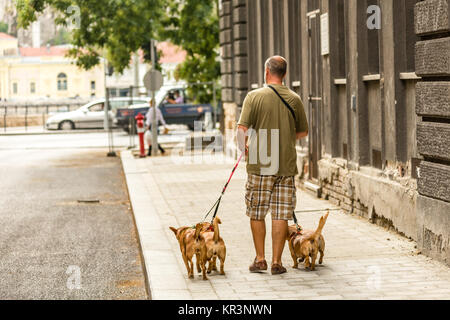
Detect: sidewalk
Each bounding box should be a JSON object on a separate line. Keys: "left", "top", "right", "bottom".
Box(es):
{"left": 121, "top": 150, "right": 450, "bottom": 300}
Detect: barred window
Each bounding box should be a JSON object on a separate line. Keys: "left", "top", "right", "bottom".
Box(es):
{"left": 57, "top": 73, "right": 68, "bottom": 91}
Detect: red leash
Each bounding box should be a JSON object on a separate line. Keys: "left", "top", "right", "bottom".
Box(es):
{"left": 202, "top": 152, "right": 244, "bottom": 224}
{"left": 221, "top": 152, "right": 244, "bottom": 195}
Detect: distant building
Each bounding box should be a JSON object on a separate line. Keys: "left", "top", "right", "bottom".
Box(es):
{"left": 0, "top": 32, "right": 105, "bottom": 101}
{"left": 157, "top": 41, "right": 187, "bottom": 86}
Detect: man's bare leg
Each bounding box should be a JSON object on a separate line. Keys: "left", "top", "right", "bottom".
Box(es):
{"left": 272, "top": 220, "right": 288, "bottom": 265}
{"left": 250, "top": 219, "right": 266, "bottom": 262}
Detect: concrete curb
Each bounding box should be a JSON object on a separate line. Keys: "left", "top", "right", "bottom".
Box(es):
{"left": 120, "top": 150, "right": 193, "bottom": 300}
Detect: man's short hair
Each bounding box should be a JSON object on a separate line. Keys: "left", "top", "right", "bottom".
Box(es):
{"left": 265, "top": 56, "right": 287, "bottom": 78}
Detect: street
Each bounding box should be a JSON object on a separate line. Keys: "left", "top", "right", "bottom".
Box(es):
{"left": 0, "top": 126, "right": 190, "bottom": 150}
{"left": 0, "top": 132, "right": 148, "bottom": 299}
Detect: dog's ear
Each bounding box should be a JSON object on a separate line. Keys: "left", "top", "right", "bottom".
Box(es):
{"left": 215, "top": 217, "right": 222, "bottom": 225}
{"left": 169, "top": 227, "right": 178, "bottom": 236}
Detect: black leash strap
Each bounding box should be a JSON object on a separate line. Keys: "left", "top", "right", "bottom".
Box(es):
{"left": 202, "top": 197, "right": 221, "bottom": 222}
{"left": 268, "top": 85, "right": 297, "bottom": 124}
{"left": 292, "top": 211, "right": 302, "bottom": 232}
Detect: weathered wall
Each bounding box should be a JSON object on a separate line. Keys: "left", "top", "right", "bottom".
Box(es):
{"left": 318, "top": 159, "right": 418, "bottom": 240}
{"left": 414, "top": 0, "right": 450, "bottom": 266}
{"left": 219, "top": 0, "right": 248, "bottom": 148}
{"left": 219, "top": 0, "right": 448, "bottom": 265}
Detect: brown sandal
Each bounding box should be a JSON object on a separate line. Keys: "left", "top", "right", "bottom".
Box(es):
{"left": 249, "top": 258, "right": 268, "bottom": 273}
{"left": 271, "top": 264, "right": 287, "bottom": 275}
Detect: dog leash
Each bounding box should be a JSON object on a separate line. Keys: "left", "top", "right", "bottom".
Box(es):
{"left": 292, "top": 208, "right": 339, "bottom": 233}
{"left": 292, "top": 212, "right": 302, "bottom": 233}
{"left": 202, "top": 151, "right": 245, "bottom": 225}
{"left": 295, "top": 208, "right": 340, "bottom": 213}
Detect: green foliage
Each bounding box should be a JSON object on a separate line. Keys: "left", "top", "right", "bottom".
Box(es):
{"left": 159, "top": 0, "right": 220, "bottom": 104}
{"left": 0, "top": 22, "right": 8, "bottom": 33}
{"left": 16, "top": 0, "right": 163, "bottom": 73}
{"left": 15, "top": 0, "right": 221, "bottom": 104}
{"left": 48, "top": 28, "right": 71, "bottom": 45}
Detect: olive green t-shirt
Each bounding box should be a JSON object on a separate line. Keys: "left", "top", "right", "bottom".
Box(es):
{"left": 238, "top": 84, "right": 308, "bottom": 177}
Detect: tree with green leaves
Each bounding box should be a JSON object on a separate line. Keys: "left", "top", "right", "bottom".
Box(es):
{"left": 16, "top": 0, "right": 220, "bottom": 103}
{"left": 159, "top": 0, "right": 220, "bottom": 103}
{"left": 16, "top": 0, "right": 163, "bottom": 73}
{"left": 49, "top": 28, "right": 71, "bottom": 45}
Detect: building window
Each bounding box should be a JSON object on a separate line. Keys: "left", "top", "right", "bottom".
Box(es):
{"left": 13, "top": 83, "right": 17, "bottom": 94}
{"left": 57, "top": 73, "right": 68, "bottom": 91}
{"left": 30, "top": 82, "right": 36, "bottom": 94}
{"left": 91, "top": 81, "right": 96, "bottom": 90}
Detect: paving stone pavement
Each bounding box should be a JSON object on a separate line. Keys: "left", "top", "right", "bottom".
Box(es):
{"left": 122, "top": 151, "right": 450, "bottom": 300}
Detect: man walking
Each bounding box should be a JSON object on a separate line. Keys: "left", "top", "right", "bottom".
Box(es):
{"left": 237, "top": 56, "right": 308, "bottom": 275}
{"left": 145, "top": 100, "right": 168, "bottom": 156}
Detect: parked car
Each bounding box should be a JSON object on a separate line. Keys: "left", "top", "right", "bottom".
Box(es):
{"left": 45, "top": 97, "right": 150, "bottom": 130}
{"left": 115, "top": 88, "right": 216, "bottom": 132}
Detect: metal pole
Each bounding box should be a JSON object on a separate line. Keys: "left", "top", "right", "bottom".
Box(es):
{"left": 106, "top": 88, "right": 116, "bottom": 157}
{"left": 104, "top": 58, "right": 116, "bottom": 157}
{"left": 3, "top": 107, "right": 7, "bottom": 132}
{"left": 212, "top": 81, "right": 217, "bottom": 130}
{"left": 130, "top": 85, "right": 135, "bottom": 149}
{"left": 25, "top": 105, "right": 28, "bottom": 131}
{"left": 151, "top": 39, "right": 158, "bottom": 157}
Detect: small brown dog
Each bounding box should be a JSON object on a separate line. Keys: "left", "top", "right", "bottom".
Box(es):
{"left": 287, "top": 212, "right": 329, "bottom": 271}
{"left": 169, "top": 223, "right": 208, "bottom": 280}
{"left": 202, "top": 217, "right": 226, "bottom": 275}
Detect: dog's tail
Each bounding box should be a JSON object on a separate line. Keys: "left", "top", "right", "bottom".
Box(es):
{"left": 213, "top": 217, "right": 222, "bottom": 243}
{"left": 169, "top": 227, "right": 178, "bottom": 236}
{"left": 194, "top": 223, "right": 203, "bottom": 241}
{"left": 308, "top": 212, "right": 329, "bottom": 242}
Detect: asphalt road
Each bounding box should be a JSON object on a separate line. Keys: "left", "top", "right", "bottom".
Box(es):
{"left": 0, "top": 126, "right": 190, "bottom": 150}
{"left": 0, "top": 136, "right": 148, "bottom": 299}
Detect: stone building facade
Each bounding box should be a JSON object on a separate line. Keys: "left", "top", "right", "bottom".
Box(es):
{"left": 414, "top": 0, "right": 450, "bottom": 264}
{"left": 219, "top": 0, "right": 449, "bottom": 265}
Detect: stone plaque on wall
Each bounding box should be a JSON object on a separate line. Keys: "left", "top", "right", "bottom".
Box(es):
{"left": 321, "top": 13, "right": 330, "bottom": 56}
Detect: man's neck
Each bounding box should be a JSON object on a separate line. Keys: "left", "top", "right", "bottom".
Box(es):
{"left": 266, "top": 80, "right": 283, "bottom": 86}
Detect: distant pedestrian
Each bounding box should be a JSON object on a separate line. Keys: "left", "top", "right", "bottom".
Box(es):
{"left": 237, "top": 56, "right": 309, "bottom": 275}
{"left": 145, "top": 101, "right": 168, "bottom": 156}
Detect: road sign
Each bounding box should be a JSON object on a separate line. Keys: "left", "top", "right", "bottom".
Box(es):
{"left": 143, "top": 70, "right": 163, "bottom": 92}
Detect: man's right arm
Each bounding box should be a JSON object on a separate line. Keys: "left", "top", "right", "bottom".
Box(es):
{"left": 295, "top": 96, "right": 309, "bottom": 140}
{"left": 296, "top": 131, "right": 308, "bottom": 140}
{"left": 237, "top": 125, "right": 248, "bottom": 154}
{"left": 237, "top": 93, "right": 253, "bottom": 153}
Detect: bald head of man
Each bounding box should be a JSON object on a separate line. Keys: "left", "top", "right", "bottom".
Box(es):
{"left": 264, "top": 56, "right": 287, "bottom": 84}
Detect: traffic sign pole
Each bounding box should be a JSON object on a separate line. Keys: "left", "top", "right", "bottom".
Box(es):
{"left": 143, "top": 40, "right": 164, "bottom": 157}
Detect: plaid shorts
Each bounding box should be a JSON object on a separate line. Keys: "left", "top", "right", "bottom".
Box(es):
{"left": 245, "top": 174, "right": 296, "bottom": 221}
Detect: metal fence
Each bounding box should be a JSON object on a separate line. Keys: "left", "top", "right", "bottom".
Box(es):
{"left": 0, "top": 100, "right": 89, "bottom": 132}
